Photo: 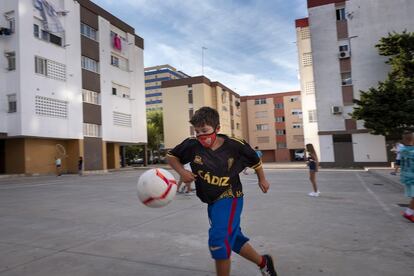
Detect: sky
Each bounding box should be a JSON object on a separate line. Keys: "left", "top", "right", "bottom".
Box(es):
{"left": 94, "top": 0, "right": 308, "bottom": 96}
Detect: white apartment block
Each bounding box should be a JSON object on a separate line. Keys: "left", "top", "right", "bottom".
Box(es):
{"left": 0, "top": 0, "right": 146, "bottom": 175}
{"left": 296, "top": 0, "right": 414, "bottom": 166}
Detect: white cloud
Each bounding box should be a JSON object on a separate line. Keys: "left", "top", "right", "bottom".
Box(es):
{"left": 95, "top": 0, "right": 302, "bottom": 94}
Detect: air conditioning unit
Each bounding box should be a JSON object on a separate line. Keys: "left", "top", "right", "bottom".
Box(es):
{"left": 331, "top": 106, "right": 343, "bottom": 115}
{"left": 339, "top": 50, "right": 350, "bottom": 59}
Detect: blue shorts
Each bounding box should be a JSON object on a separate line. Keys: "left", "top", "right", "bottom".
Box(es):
{"left": 207, "top": 197, "right": 249, "bottom": 260}
{"left": 395, "top": 160, "right": 401, "bottom": 166}
{"left": 309, "top": 161, "right": 317, "bottom": 171}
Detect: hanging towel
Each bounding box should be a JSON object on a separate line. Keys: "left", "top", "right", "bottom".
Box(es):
{"left": 114, "top": 34, "right": 122, "bottom": 50}
{"left": 33, "top": 0, "right": 64, "bottom": 34}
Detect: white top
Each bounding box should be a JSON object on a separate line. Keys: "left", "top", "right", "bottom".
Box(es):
{"left": 396, "top": 143, "right": 403, "bottom": 160}
{"left": 55, "top": 158, "right": 62, "bottom": 166}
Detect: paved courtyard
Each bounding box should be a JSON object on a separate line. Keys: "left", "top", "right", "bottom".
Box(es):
{"left": 0, "top": 169, "right": 413, "bottom": 276}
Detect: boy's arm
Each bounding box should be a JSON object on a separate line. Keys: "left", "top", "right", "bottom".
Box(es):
{"left": 255, "top": 166, "right": 270, "bottom": 193}
{"left": 166, "top": 155, "right": 195, "bottom": 183}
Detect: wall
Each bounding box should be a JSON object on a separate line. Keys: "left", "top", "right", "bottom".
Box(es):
{"left": 18, "top": 0, "right": 83, "bottom": 139}
{"left": 284, "top": 94, "right": 304, "bottom": 149}
{"left": 245, "top": 98, "right": 276, "bottom": 150}
{"left": 99, "top": 18, "right": 147, "bottom": 144}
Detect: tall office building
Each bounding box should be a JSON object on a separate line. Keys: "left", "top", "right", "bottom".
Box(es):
{"left": 296, "top": 0, "right": 413, "bottom": 166}
{"left": 144, "top": 64, "right": 189, "bottom": 111}
{"left": 0, "top": 0, "right": 146, "bottom": 175}
{"left": 241, "top": 91, "right": 305, "bottom": 162}
{"left": 161, "top": 76, "right": 242, "bottom": 149}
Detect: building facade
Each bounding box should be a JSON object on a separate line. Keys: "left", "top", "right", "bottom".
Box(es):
{"left": 241, "top": 92, "right": 305, "bottom": 162}
{"left": 0, "top": 0, "right": 146, "bottom": 175}
{"left": 144, "top": 64, "right": 189, "bottom": 111}
{"left": 295, "top": 0, "right": 413, "bottom": 166}
{"left": 161, "top": 76, "right": 242, "bottom": 149}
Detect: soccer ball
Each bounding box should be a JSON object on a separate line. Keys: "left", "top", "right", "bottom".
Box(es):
{"left": 137, "top": 168, "right": 177, "bottom": 208}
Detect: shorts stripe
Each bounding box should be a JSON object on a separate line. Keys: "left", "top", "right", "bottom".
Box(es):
{"left": 225, "top": 198, "right": 238, "bottom": 258}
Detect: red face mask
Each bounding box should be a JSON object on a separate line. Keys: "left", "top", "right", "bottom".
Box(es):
{"left": 197, "top": 131, "right": 217, "bottom": 148}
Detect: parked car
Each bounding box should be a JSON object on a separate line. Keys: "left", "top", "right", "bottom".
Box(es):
{"left": 294, "top": 150, "right": 305, "bottom": 161}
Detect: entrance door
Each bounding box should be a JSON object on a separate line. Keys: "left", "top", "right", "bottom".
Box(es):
{"left": 333, "top": 134, "right": 354, "bottom": 166}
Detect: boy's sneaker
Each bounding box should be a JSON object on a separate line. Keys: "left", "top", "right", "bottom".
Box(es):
{"left": 402, "top": 212, "right": 414, "bottom": 222}
{"left": 260, "top": 255, "right": 278, "bottom": 276}
{"left": 390, "top": 172, "right": 397, "bottom": 176}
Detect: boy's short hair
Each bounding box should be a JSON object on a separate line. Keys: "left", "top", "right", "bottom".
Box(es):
{"left": 402, "top": 130, "right": 414, "bottom": 145}
{"left": 190, "top": 107, "right": 220, "bottom": 128}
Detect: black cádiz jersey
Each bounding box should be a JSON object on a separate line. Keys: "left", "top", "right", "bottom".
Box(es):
{"left": 167, "top": 134, "right": 262, "bottom": 204}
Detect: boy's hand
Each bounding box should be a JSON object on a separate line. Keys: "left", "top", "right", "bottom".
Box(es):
{"left": 258, "top": 179, "right": 270, "bottom": 193}
{"left": 179, "top": 169, "right": 196, "bottom": 183}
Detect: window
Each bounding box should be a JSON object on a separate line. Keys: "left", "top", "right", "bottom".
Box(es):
{"left": 308, "top": 110, "right": 317, "bottom": 123}
{"left": 34, "top": 56, "right": 66, "bottom": 81}
{"left": 255, "top": 98, "right": 266, "bottom": 105}
{"left": 341, "top": 72, "right": 352, "bottom": 85}
{"left": 35, "top": 56, "right": 47, "bottom": 75}
{"left": 112, "top": 83, "right": 130, "bottom": 98}
{"left": 275, "top": 103, "right": 283, "bottom": 109}
{"left": 35, "top": 96, "right": 68, "bottom": 118}
{"left": 5, "top": 11, "right": 15, "bottom": 33}
{"left": 33, "top": 24, "right": 40, "bottom": 38}
{"left": 276, "top": 116, "right": 285, "bottom": 122}
{"left": 82, "top": 89, "right": 100, "bottom": 105}
{"left": 111, "top": 55, "right": 119, "bottom": 67}
{"left": 189, "top": 108, "right": 194, "bottom": 119}
{"left": 255, "top": 111, "right": 268, "bottom": 118}
{"left": 336, "top": 7, "right": 346, "bottom": 21}
{"left": 35, "top": 25, "right": 63, "bottom": 46}
{"left": 190, "top": 126, "right": 195, "bottom": 136}
{"left": 236, "top": 123, "right": 240, "bottom": 130}
{"left": 7, "top": 94, "right": 17, "bottom": 113}
{"left": 49, "top": 33, "right": 62, "bottom": 46}
{"left": 302, "top": 52, "right": 312, "bottom": 66}
{"left": 305, "top": 81, "right": 315, "bottom": 94}
{"left": 83, "top": 123, "right": 101, "bottom": 137}
{"left": 277, "top": 142, "right": 287, "bottom": 149}
{"left": 110, "top": 54, "right": 128, "bottom": 71}
{"left": 5, "top": 52, "right": 15, "bottom": 71}
{"left": 291, "top": 109, "right": 302, "bottom": 115}
{"left": 113, "top": 112, "right": 132, "bottom": 127}
{"left": 80, "top": 23, "right": 97, "bottom": 40}
{"left": 188, "top": 90, "right": 193, "bottom": 103}
{"left": 276, "top": 129, "right": 286, "bottom": 135}
{"left": 339, "top": 45, "right": 349, "bottom": 52}
{"left": 290, "top": 96, "right": 299, "bottom": 102}
{"left": 293, "top": 123, "right": 302, "bottom": 129}
{"left": 82, "top": 56, "right": 99, "bottom": 73}
{"left": 256, "top": 124, "right": 269, "bottom": 131}
{"left": 257, "top": 136, "right": 270, "bottom": 143}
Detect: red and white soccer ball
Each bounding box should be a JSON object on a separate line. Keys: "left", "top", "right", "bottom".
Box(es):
{"left": 137, "top": 168, "right": 177, "bottom": 208}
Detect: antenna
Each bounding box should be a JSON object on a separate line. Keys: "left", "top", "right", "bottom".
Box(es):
{"left": 201, "top": 46, "right": 207, "bottom": 76}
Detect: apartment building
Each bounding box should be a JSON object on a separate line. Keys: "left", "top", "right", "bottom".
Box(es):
{"left": 144, "top": 64, "right": 190, "bottom": 111}
{"left": 0, "top": 0, "right": 146, "bottom": 175}
{"left": 241, "top": 92, "right": 305, "bottom": 162}
{"left": 161, "top": 76, "right": 242, "bottom": 149}
{"left": 295, "top": 0, "right": 413, "bottom": 166}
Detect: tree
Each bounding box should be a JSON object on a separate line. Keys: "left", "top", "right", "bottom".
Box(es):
{"left": 352, "top": 31, "right": 414, "bottom": 136}
{"left": 146, "top": 110, "right": 164, "bottom": 161}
